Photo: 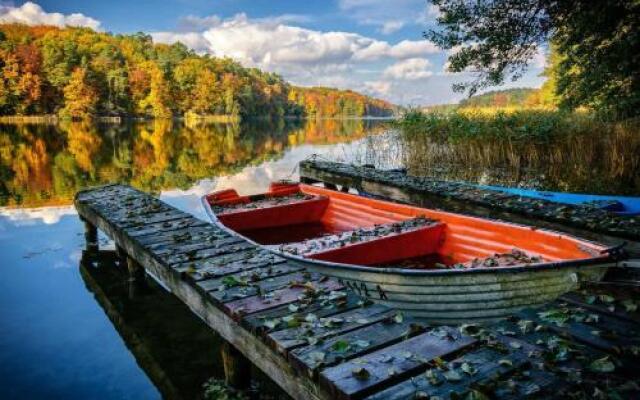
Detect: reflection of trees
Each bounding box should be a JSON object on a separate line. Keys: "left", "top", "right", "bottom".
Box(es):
{"left": 0, "top": 118, "right": 387, "bottom": 207}
{"left": 63, "top": 121, "right": 103, "bottom": 175}
{"left": 0, "top": 124, "right": 62, "bottom": 206}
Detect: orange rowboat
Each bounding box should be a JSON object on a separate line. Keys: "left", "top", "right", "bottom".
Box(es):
{"left": 202, "top": 182, "right": 616, "bottom": 322}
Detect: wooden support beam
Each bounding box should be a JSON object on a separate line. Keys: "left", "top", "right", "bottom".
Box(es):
{"left": 221, "top": 342, "right": 251, "bottom": 389}
{"left": 83, "top": 218, "right": 98, "bottom": 253}
{"left": 127, "top": 255, "right": 146, "bottom": 299}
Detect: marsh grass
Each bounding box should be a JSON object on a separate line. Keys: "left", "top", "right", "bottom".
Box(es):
{"left": 398, "top": 109, "right": 640, "bottom": 194}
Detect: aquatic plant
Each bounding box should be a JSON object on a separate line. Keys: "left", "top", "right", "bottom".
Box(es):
{"left": 396, "top": 109, "right": 640, "bottom": 195}
{"left": 202, "top": 378, "right": 248, "bottom": 400}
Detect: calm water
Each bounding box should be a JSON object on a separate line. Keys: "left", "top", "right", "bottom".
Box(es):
{"left": 0, "top": 118, "right": 397, "bottom": 399}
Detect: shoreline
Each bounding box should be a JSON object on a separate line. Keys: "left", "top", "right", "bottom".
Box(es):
{"left": 0, "top": 114, "right": 397, "bottom": 125}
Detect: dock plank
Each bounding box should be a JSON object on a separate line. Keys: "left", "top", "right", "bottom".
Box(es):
{"left": 290, "top": 318, "right": 425, "bottom": 378}
{"left": 319, "top": 330, "right": 476, "bottom": 399}
{"left": 211, "top": 271, "right": 321, "bottom": 303}
{"left": 223, "top": 279, "right": 344, "bottom": 318}
{"left": 241, "top": 290, "right": 363, "bottom": 335}
{"left": 267, "top": 304, "right": 398, "bottom": 354}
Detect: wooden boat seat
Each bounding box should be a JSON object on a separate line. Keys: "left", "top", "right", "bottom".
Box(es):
{"left": 278, "top": 219, "right": 446, "bottom": 266}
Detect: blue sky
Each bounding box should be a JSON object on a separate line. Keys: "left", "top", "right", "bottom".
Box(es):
{"left": 0, "top": 1, "right": 546, "bottom": 105}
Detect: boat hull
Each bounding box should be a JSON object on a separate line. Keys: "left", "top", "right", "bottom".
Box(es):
{"left": 282, "top": 255, "right": 610, "bottom": 323}
{"left": 477, "top": 185, "right": 640, "bottom": 216}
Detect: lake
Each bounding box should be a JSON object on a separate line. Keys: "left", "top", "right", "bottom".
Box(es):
{"left": 0, "top": 118, "right": 398, "bottom": 399}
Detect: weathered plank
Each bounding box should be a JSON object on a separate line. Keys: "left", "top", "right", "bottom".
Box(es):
{"left": 137, "top": 224, "right": 222, "bottom": 246}
{"left": 223, "top": 279, "right": 344, "bottom": 318}
{"left": 127, "top": 217, "right": 208, "bottom": 238}
{"left": 267, "top": 304, "right": 398, "bottom": 355}
{"left": 290, "top": 318, "right": 425, "bottom": 378}
{"left": 163, "top": 241, "right": 256, "bottom": 265}
{"left": 195, "top": 262, "right": 303, "bottom": 294}
{"left": 148, "top": 235, "right": 244, "bottom": 257}
{"left": 319, "top": 330, "right": 476, "bottom": 400}
{"left": 174, "top": 249, "right": 285, "bottom": 280}
{"left": 560, "top": 291, "right": 640, "bottom": 324}
{"left": 241, "top": 290, "right": 363, "bottom": 335}
{"left": 211, "top": 271, "right": 322, "bottom": 303}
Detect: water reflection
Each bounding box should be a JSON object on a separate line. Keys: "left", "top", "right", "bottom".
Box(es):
{"left": 0, "top": 118, "right": 391, "bottom": 208}
{"left": 79, "top": 250, "right": 288, "bottom": 399}
{"left": 0, "top": 117, "right": 394, "bottom": 399}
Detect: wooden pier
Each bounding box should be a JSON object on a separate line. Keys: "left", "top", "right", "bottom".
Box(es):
{"left": 75, "top": 184, "right": 640, "bottom": 399}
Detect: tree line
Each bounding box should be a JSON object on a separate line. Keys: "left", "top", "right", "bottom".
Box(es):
{"left": 0, "top": 24, "right": 395, "bottom": 120}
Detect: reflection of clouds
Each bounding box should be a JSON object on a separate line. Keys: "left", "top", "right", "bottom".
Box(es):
{"left": 159, "top": 140, "right": 365, "bottom": 219}
{"left": 0, "top": 206, "right": 77, "bottom": 226}
{"left": 209, "top": 142, "right": 358, "bottom": 195}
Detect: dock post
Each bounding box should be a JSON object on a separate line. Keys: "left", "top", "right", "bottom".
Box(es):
{"left": 82, "top": 218, "right": 98, "bottom": 253}
{"left": 126, "top": 255, "right": 146, "bottom": 298}
{"left": 221, "top": 342, "right": 251, "bottom": 390}
{"left": 115, "top": 245, "right": 127, "bottom": 266}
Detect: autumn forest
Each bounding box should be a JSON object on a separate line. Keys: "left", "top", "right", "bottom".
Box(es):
{"left": 0, "top": 24, "right": 395, "bottom": 120}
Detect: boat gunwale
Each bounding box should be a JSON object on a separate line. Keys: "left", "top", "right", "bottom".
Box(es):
{"left": 201, "top": 187, "right": 616, "bottom": 277}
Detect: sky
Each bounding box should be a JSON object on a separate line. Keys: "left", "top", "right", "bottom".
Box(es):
{"left": 0, "top": 1, "right": 546, "bottom": 106}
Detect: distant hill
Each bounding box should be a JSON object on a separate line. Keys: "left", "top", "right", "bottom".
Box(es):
{"left": 458, "top": 88, "right": 538, "bottom": 108}
{"left": 0, "top": 24, "right": 395, "bottom": 119}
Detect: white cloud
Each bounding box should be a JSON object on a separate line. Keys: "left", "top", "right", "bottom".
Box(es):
{"left": 387, "top": 40, "right": 440, "bottom": 58}
{"left": 151, "top": 31, "right": 211, "bottom": 53}
{"left": 0, "top": 2, "right": 101, "bottom": 30}
{"left": 154, "top": 14, "right": 440, "bottom": 71}
{"left": 363, "top": 80, "right": 392, "bottom": 96}
{"left": 0, "top": 206, "right": 77, "bottom": 226}
{"left": 379, "top": 20, "right": 404, "bottom": 34}
{"left": 384, "top": 58, "right": 433, "bottom": 80}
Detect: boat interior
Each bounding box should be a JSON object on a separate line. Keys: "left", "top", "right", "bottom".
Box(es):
{"left": 205, "top": 182, "right": 605, "bottom": 269}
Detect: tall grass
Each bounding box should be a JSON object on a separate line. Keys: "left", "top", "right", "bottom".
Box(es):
{"left": 397, "top": 109, "right": 640, "bottom": 194}
{"left": 397, "top": 108, "right": 603, "bottom": 143}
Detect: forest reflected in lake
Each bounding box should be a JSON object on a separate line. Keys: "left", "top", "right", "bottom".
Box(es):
{"left": 0, "top": 118, "right": 391, "bottom": 208}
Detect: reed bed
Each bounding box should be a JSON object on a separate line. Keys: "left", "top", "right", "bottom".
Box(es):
{"left": 397, "top": 109, "right": 640, "bottom": 195}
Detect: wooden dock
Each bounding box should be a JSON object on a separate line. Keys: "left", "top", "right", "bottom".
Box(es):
{"left": 75, "top": 184, "right": 640, "bottom": 399}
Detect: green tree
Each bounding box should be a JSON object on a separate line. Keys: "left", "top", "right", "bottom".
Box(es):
{"left": 427, "top": 0, "right": 640, "bottom": 118}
